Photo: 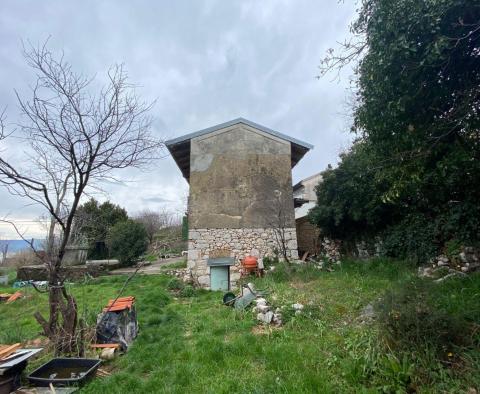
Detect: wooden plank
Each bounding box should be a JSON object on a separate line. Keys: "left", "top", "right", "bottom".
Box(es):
{"left": 106, "top": 296, "right": 134, "bottom": 305}
{"left": 90, "top": 344, "right": 120, "bottom": 349}
{"left": 6, "top": 292, "right": 22, "bottom": 303}
{"left": 0, "top": 343, "right": 21, "bottom": 360}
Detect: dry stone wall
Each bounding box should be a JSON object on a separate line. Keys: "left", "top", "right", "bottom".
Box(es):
{"left": 188, "top": 228, "right": 298, "bottom": 289}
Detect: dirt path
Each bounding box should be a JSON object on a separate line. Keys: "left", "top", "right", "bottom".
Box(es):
{"left": 109, "top": 257, "right": 183, "bottom": 275}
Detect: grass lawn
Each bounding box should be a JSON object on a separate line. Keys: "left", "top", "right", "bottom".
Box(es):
{"left": 0, "top": 260, "right": 479, "bottom": 393}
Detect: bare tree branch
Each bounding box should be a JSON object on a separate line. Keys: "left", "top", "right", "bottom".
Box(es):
{"left": 0, "top": 40, "right": 165, "bottom": 354}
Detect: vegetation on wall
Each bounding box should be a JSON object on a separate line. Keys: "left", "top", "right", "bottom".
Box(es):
{"left": 311, "top": 0, "right": 480, "bottom": 261}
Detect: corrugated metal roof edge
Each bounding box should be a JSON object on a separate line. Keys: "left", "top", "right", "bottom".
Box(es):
{"left": 165, "top": 118, "right": 314, "bottom": 150}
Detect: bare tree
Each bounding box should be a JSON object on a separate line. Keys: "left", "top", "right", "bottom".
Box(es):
{"left": 0, "top": 240, "right": 8, "bottom": 265}
{"left": 268, "top": 191, "right": 296, "bottom": 263}
{"left": 135, "top": 208, "right": 181, "bottom": 250}
{"left": 0, "top": 41, "right": 164, "bottom": 353}
{"left": 134, "top": 209, "right": 163, "bottom": 245}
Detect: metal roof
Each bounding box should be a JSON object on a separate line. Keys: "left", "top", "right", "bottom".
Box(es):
{"left": 166, "top": 118, "right": 314, "bottom": 182}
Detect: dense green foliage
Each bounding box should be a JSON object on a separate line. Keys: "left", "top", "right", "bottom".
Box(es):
{"left": 107, "top": 219, "right": 148, "bottom": 265}
{"left": 74, "top": 198, "right": 129, "bottom": 259}
{"left": 311, "top": 0, "right": 480, "bottom": 260}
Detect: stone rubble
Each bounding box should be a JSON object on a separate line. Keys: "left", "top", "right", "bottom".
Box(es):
{"left": 320, "top": 238, "right": 342, "bottom": 264}
{"left": 253, "top": 297, "right": 283, "bottom": 326}
{"left": 304, "top": 237, "right": 342, "bottom": 269}
{"left": 418, "top": 246, "right": 480, "bottom": 281}
{"left": 358, "top": 303, "right": 376, "bottom": 324}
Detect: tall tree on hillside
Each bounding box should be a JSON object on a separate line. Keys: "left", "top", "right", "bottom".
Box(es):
{"left": 0, "top": 41, "right": 164, "bottom": 353}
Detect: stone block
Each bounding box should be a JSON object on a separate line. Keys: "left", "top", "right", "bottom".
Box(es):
{"left": 197, "top": 275, "right": 210, "bottom": 286}
{"left": 187, "top": 249, "right": 200, "bottom": 260}
{"left": 189, "top": 231, "right": 201, "bottom": 240}
{"left": 287, "top": 239, "right": 298, "bottom": 250}
{"left": 230, "top": 271, "right": 241, "bottom": 281}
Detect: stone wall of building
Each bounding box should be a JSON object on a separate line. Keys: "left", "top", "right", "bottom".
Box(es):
{"left": 187, "top": 228, "right": 298, "bottom": 289}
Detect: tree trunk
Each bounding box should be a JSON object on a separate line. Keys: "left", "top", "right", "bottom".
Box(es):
{"left": 34, "top": 259, "right": 78, "bottom": 355}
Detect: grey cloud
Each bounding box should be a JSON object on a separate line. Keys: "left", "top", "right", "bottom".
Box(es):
{"left": 0, "top": 0, "right": 356, "bottom": 238}
{"left": 141, "top": 196, "right": 175, "bottom": 204}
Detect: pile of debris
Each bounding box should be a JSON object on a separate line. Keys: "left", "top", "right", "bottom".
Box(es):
{"left": 95, "top": 296, "right": 138, "bottom": 351}
{"left": 301, "top": 238, "right": 342, "bottom": 270}
{"left": 320, "top": 238, "right": 342, "bottom": 264}
{"left": 418, "top": 247, "right": 480, "bottom": 282}
{"left": 0, "top": 344, "right": 43, "bottom": 393}
{"left": 253, "top": 298, "right": 283, "bottom": 326}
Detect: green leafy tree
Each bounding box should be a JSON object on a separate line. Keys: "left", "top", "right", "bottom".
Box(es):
{"left": 107, "top": 219, "right": 148, "bottom": 265}
{"left": 74, "top": 198, "right": 128, "bottom": 258}
{"left": 314, "top": 0, "right": 480, "bottom": 260}
{"left": 309, "top": 142, "right": 394, "bottom": 240}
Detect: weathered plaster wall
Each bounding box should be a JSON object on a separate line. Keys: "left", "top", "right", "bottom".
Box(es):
{"left": 189, "top": 124, "right": 295, "bottom": 229}
{"left": 188, "top": 228, "right": 298, "bottom": 289}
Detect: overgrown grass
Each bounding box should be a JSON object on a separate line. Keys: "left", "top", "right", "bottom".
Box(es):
{"left": 0, "top": 259, "right": 478, "bottom": 393}
{"left": 160, "top": 259, "right": 187, "bottom": 270}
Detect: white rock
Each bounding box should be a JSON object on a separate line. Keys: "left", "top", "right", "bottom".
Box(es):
{"left": 292, "top": 303, "right": 304, "bottom": 311}
{"left": 262, "top": 311, "right": 274, "bottom": 323}
{"left": 295, "top": 310, "right": 302, "bottom": 316}
{"left": 272, "top": 313, "right": 283, "bottom": 325}
{"left": 257, "top": 304, "right": 270, "bottom": 313}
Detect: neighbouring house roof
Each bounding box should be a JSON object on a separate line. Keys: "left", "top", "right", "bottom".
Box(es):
{"left": 166, "top": 118, "right": 313, "bottom": 181}
{"left": 292, "top": 171, "right": 323, "bottom": 192}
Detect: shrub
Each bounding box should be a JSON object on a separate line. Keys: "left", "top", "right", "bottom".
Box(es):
{"left": 179, "top": 285, "right": 195, "bottom": 298}
{"left": 167, "top": 278, "right": 184, "bottom": 291}
{"left": 376, "top": 279, "right": 468, "bottom": 360}
{"left": 380, "top": 214, "right": 438, "bottom": 263}
{"left": 7, "top": 249, "right": 43, "bottom": 267}
{"left": 107, "top": 219, "right": 148, "bottom": 266}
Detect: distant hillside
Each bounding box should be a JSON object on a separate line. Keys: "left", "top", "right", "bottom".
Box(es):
{"left": 0, "top": 239, "right": 44, "bottom": 255}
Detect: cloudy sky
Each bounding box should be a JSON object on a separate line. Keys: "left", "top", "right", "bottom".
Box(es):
{"left": 0, "top": 0, "right": 356, "bottom": 239}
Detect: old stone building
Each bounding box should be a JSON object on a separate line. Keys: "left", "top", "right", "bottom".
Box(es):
{"left": 293, "top": 173, "right": 322, "bottom": 255}
{"left": 166, "top": 118, "right": 312, "bottom": 290}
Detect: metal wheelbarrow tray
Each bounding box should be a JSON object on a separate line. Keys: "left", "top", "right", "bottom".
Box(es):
{"left": 28, "top": 358, "right": 101, "bottom": 386}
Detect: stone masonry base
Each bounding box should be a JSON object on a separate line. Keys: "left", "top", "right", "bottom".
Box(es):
{"left": 187, "top": 228, "right": 298, "bottom": 289}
